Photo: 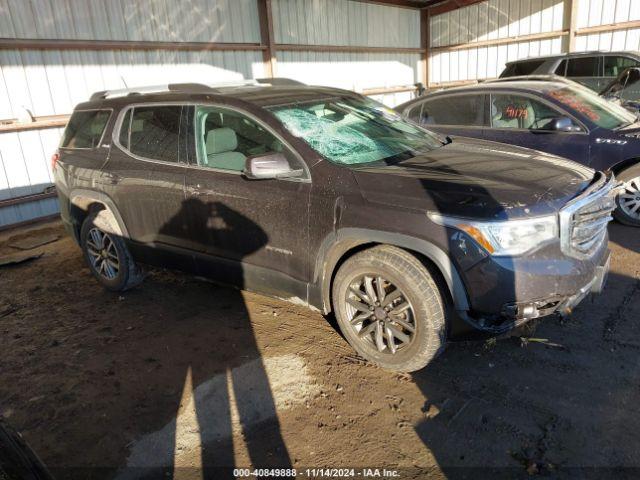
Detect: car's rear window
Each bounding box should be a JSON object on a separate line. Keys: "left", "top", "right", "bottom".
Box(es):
{"left": 61, "top": 110, "right": 111, "bottom": 149}
{"left": 500, "top": 59, "right": 545, "bottom": 77}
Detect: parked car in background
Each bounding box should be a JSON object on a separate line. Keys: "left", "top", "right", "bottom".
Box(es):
{"left": 499, "top": 51, "right": 640, "bottom": 92}
{"left": 600, "top": 66, "right": 640, "bottom": 114}
{"left": 53, "top": 81, "right": 615, "bottom": 372}
{"left": 492, "top": 72, "right": 640, "bottom": 114}
{"left": 397, "top": 78, "right": 640, "bottom": 226}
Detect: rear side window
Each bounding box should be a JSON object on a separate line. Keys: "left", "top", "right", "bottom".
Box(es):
{"left": 567, "top": 56, "right": 601, "bottom": 77}
{"left": 118, "top": 106, "right": 182, "bottom": 163}
{"left": 604, "top": 56, "right": 640, "bottom": 77}
{"left": 61, "top": 110, "right": 111, "bottom": 149}
{"left": 418, "top": 95, "right": 486, "bottom": 126}
{"left": 500, "top": 59, "right": 545, "bottom": 77}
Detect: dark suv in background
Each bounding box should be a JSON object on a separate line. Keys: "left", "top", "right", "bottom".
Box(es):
{"left": 53, "top": 81, "right": 615, "bottom": 372}
{"left": 500, "top": 51, "right": 640, "bottom": 92}
{"left": 397, "top": 78, "right": 640, "bottom": 226}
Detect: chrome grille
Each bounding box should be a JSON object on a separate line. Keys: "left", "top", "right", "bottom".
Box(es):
{"left": 559, "top": 173, "right": 618, "bottom": 259}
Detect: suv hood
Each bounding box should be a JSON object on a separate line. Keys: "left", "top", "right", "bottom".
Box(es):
{"left": 351, "top": 137, "right": 595, "bottom": 220}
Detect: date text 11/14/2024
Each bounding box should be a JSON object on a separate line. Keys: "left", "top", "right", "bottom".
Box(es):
{"left": 233, "top": 468, "right": 401, "bottom": 478}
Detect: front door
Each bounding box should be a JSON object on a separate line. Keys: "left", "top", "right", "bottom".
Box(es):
{"left": 484, "top": 92, "right": 590, "bottom": 165}
{"left": 182, "top": 105, "right": 311, "bottom": 300}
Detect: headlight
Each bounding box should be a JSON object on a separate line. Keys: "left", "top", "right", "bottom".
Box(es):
{"left": 428, "top": 212, "right": 559, "bottom": 256}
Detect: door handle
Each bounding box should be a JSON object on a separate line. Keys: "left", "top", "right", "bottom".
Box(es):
{"left": 186, "top": 185, "right": 204, "bottom": 197}
{"left": 102, "top": 172, "right": 121, "bottom": 185}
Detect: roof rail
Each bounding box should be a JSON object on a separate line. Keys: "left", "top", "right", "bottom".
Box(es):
{"left": 89, "top": 79, "right": 269, "bottom": 101}
{"left": 255, "top": 77, "right": 306, "bottom": 86}
{"left": 89, "top": 85, "right": 170, "bottom": 101}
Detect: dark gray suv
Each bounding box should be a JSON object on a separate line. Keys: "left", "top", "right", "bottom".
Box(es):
{"left": 500, "top": 51, "right": 640, "bottom": 93}
{"left": 53, "top": 81, "right": 616, "bottom": 372}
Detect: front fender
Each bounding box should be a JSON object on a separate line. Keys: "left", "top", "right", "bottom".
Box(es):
{"left": 314, "top": 228, "right": 470, "bottom": 314}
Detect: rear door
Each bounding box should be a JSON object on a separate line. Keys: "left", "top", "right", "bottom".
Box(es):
{"left": 484, "top": 92, "right": 590, "bottom": 164}
{"left": 566, "top": 55, "right": 603, "bottom": 91}
{"left": 405, "top": 93, "right": 488, "bottom": 140}
{"left": 182, "top": 105, "right": 311, "bottom": 299}
{"left": 104, "top": 104, "right": 191, "bottom": 267}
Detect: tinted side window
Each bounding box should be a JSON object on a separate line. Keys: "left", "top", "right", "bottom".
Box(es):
{"left": 555, "top": 59, "right": 568, "bottom": 76}
{"left": 604, "top": 56, "right": 640, "bottom": 77}
{"left": 420, "top": 95, "right": 485, "bottom": 126}
{"left": 490, "top": 93, "right": 579, "bottom": 131}
{"left": 61, "top": 110, "right": 111, "bottom": 149}
{"left": 122, "top": 106, "right": 182, "bottom": 163}
{"left": 567, "top": 56, "right": 600, "bottom": 77}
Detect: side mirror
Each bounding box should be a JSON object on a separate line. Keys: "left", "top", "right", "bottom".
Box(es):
{"left": 541, "top": 116, "right": 581, "bottom": 132}
{"left": 243, "top": 152, "right": 302, "bottom": 180}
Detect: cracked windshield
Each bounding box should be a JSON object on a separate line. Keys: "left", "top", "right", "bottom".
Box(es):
{"left": 269, "top": 98, "right": 443, "bottom": 165}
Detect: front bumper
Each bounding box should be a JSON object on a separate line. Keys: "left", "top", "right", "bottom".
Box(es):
{"left": 453, "top": 243, "right": 612, "bottom": 336}
{"left": 558, "top": 249, "right": 610, "bottom": 314}
{"left": 450, "top": 172, "right": 617, "bottom": 337}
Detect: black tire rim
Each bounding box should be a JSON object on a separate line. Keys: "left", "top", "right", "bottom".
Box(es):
{"left": 344, "top": 275, "right": 416, "bottom": 355}
{"left": 86, "top": 227, "right": 120, "bottom": 280}
{"left": 619, "top": 176, "right": 640, "bottom": 220}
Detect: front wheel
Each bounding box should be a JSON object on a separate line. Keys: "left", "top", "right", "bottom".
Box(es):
{"left": 332, "top": 245, "right": 447, "bottom": 372}
{"left": 614, "top": 165, "right": 640, "bottom": 227}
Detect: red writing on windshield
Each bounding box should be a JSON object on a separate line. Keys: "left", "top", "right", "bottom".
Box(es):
{"left": 549, "top": 90, "right": 600, "bottom": 122}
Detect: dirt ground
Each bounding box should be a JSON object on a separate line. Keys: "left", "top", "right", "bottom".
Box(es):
{"left": 0, "top": 220, "right": 638, "bottom": 479}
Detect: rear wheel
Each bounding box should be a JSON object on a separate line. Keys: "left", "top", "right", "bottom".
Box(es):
{"left": 332, "top": 245, "right": 446, "bottom": 372}
{"left": 80, "top": 211, "right": 144, "bottom": 291}
{"left": 614, "top": 165, "right": 640, "bottom": 227}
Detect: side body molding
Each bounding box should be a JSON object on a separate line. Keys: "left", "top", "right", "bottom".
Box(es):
{"left": 313, "top": 228, "right": 470, "bottom": 314}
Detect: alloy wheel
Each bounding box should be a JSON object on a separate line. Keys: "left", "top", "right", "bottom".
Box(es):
{"left": 86, "top": 227, "right": 120, "bottom": 280}
{"left": 618, "top": 176, "right": 640, "bottom": 219}
{"left": 344, "top": 275, "right": 416, "bottom": 355}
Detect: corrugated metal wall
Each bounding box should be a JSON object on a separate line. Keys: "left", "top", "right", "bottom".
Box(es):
{"left": 574, "top": 0, "right": 640, "bottom": 51}
{"left": 0, "top": 0, "right": 261, "bottom": 42}
{"left": 429, "top": 0, "right": 566, "bottom": 84}
{"left": 275, "top": 51, "right": 421, "bottom": 105}
{"left": 0, "top": 0, "right": 264, "bottom": 228}
{"left": 273, "top": 0, "right": 421, "bottom": 106}
{"left": 273, "top": 0, "right": 420, "bottom": 47}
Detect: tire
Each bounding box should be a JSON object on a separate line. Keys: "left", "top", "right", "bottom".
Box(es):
{"left": 0, "top": 418, "right": 53, "bottom": 480}
{"left": 614, "top": 164, "right": 640, "bottom": 227}
{"left": 80, "top": 210, "right": 144, "bottom": 291}
{"left": 332, "top": 245, "right": 447, "bottom": 372}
